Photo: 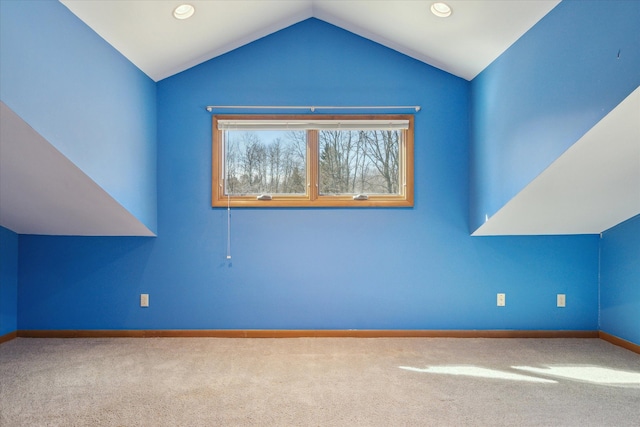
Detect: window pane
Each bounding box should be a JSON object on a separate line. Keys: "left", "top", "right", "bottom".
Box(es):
{"left": 319, "top": 130, "right": 401, "bottom": 195}
{"left": 224, "top": 130, "right": 307, "bottom": 195}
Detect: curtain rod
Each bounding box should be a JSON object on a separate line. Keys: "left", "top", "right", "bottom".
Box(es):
{"left": 205, "top": 105, "right": 421, "bottom": 113}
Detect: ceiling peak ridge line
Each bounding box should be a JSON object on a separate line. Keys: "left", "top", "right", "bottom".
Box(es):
{"left": 205, "top": 105, "right": 421, "bottom": 113}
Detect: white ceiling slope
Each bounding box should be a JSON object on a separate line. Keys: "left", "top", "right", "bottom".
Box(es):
{"left": 60, "top": 0, "right": 560, "bottom": 82}
{"left": 0, "top": 102, "right": 156, "bottom": 236}
{"left": 473, "top": 86, "right": 640, "bottom": 236}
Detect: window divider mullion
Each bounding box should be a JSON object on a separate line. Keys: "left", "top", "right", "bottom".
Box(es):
{"left": 308, "top": 129, "right": 319, "bottom": 201}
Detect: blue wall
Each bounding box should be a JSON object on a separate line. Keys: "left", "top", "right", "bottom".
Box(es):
{"left": 0, "top": 226, "right": 18, "bottom": 337}
{"left": 470, "top": 0, "right": 640, "bottom": 232}
{"left": 600, "top": 215, "right": 640, "bottom": 346}
{"left": 0, "top": 0, "right": 157, "bottom": 233}
{"left": 17, "top": 19, "right": 599, "bottom": 331}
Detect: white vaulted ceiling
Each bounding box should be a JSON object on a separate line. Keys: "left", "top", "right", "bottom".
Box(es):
{"left": 59, "top": 0, "right": 560, "bottom": 82}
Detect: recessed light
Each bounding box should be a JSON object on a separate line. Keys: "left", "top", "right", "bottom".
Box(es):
{"left": 430, "top": 2, "right": 452, "bottom": 18}
{"left": 173, "top": 4, "right": 195, "bottom": 20}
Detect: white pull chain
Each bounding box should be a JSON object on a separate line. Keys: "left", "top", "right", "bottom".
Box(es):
{"left": 226, "top": 192, "right": 232, "bottom": 260}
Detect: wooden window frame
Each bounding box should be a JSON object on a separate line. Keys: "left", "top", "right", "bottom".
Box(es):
{"left": 212, "top": 114, "right": 414, "bottom": 208}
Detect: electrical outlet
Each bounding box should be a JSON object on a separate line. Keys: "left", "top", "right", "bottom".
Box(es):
{"left": 140, "top": 293, "right": 149, "bottom": 307}
{"left": 557, "top": 294, "right": 566, "bottom": 307}
{"left": 497, "top": 293, "right": 506, "bottom": 307}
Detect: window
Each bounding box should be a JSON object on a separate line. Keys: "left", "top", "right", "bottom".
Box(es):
{"left": 212, "top": 115, "right": 414, "bottom": 207}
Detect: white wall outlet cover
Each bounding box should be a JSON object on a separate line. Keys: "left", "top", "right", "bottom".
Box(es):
{"left": 497, "top": 293, "right": 506, "bottom": 307}
{"left": 557, "top": 294, "right": 566, "bottom": 307}
{"left": 140, "top": 293, "right": 149, "bottom": 307}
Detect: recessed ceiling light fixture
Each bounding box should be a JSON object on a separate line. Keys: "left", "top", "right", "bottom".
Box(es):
{"left": 430, "top": 2, "right": 452, "bottom": 18}
{"left": 173, "top": 4, "right": 195, "bottom": 20}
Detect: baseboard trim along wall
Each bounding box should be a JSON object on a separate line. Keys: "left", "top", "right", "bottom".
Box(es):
{"left": 599, "top": 331, "right": 640, "bottom": 355}
{"left": 16, "top": 329, "right": 599, "bottom": 339}
{"left": 5, "top": 331, "right": 637, "bottom": 355}
{"left": 0, "top": 331, "right": 17, "bottom": 344}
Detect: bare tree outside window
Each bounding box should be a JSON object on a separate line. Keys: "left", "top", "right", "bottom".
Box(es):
{"left": 319, "top": 130, "right": 400, "bottom": 195}
{"left": 224, "top": 130, "right": 306, "bottom": 195}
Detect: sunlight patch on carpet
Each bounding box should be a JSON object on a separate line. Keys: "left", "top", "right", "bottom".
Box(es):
{"left": 512, "top": 365, "right": 640, "bottom": 386}
{"left": 399, "top": 365, "right": 557, "bottom": 384}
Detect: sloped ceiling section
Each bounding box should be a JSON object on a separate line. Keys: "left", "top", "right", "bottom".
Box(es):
{"left": 0, "top": 102, "right": 155, "bottom": 236}
{"left": 59, "top": 0, "right": 560, "bottom": 82}
{"left": 473, "top": 86, "right": 640, "bottom": 236}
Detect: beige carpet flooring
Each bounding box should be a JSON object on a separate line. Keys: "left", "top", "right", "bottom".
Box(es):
{"left": 1, "top": 337, "right": 639, "bottom": 426}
